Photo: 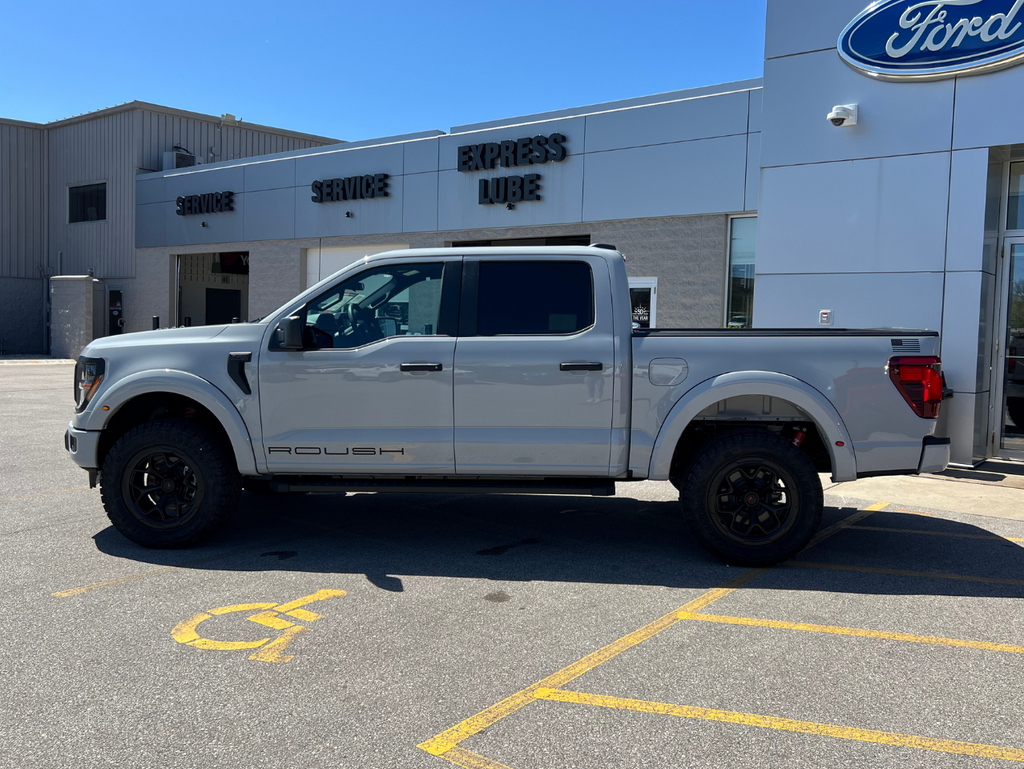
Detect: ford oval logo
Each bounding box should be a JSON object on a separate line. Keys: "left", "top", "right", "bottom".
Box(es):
{"left": 840, "top": 0, "right": 1024, "bottom": 80}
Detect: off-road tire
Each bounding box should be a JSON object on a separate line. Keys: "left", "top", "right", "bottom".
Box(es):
{"left": 100, "top": 418, "right": 242, "bottom": 548}
{"left": 679, "top": 429, "right": 823, "bottom": 566}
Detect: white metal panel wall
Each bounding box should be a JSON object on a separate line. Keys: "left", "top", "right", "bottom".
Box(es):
{"left": 45, "top": 108, "right": 334, "bottom": 281}
{"left": 0, "top": 123, "right": 45, "bottom": 278}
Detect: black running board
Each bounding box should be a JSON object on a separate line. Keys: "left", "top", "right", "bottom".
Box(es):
{"left": 268, "top": 477, "right": 616, "bottom": 496}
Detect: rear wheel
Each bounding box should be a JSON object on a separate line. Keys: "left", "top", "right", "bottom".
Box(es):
{"left": 100, "top": 419, "right": 241, "bottom": 548}
{"left": 679, "top": 429, "right": 823, "bottom": 566}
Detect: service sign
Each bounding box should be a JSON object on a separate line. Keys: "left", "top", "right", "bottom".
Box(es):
{"left": 839, "top": 0, "right": 1024, "bottom": 80}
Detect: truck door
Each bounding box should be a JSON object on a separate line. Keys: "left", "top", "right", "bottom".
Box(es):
{"left": 258, "top": 258, "right": 461, "bottom": 474}
{"left": 453, "top": 257, "right": 615, "bottom": 476}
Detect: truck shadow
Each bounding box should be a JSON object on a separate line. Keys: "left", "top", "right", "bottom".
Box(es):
{"left": 92, "top": 490, "right": 1024, "bottom": 599}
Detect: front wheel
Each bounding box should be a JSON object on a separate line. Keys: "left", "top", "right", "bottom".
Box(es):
{"left": 679, "top": 429, "right": 823, "bottom": 566}
{"left": 100, "top": 419, "right": 242, "bottom": 548}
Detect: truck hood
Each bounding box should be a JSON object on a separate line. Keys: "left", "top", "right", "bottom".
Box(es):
{"left": 81, "top": 323, "right": 266, "bottom": 356}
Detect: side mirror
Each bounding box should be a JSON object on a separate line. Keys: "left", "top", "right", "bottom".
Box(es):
{"left": 273, "top": 315, "right": 305, "bottom": 350}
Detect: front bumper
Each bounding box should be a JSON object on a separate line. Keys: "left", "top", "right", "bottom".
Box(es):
{"left": 65, "top": 423, "right": 101, "bottom": 470}
{"left": 918, "top": 435, "right": 951, "bottom": 475}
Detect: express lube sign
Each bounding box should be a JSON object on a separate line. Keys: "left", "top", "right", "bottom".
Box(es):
{"left": 840, "top": 0, "right": 1024, "bottom": 80}
{"left": 457, "top": 133, "right": 568, "bottom": 207}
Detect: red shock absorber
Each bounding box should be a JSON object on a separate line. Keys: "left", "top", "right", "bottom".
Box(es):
{"left": 792, "top": 426, "right": 807, "bottom": 448}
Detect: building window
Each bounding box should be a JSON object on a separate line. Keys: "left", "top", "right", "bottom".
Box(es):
{"left": 1009, "top": 162, "right": 1024, "bottom": 231}
{"left": 69, "top": 183, "right": 106, "bottom": 223}
{"left": 727, "top": 216, "right": 757, "bottom": 328}
{"left": 629, "top": 277, "right": 658, "bottom": 329}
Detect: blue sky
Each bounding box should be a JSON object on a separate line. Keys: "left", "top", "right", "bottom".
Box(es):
{"left": 0, "top": 0, "right": 767, "bottom": 142}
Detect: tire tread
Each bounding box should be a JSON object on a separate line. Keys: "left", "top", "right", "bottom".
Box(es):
{"left": 100, "top": 418, "right": 241, "bottom": 548}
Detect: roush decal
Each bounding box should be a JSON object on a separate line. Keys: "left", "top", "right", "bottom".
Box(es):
{"left": 267, "top": 447, "right": 406, "bottom": 456}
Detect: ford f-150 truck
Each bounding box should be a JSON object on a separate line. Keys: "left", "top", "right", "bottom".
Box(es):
{"left": 65, "top": 246, "right": 951, "bottom": 565}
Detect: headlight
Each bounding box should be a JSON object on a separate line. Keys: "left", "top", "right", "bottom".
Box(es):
{"left": 74, "top": 357, "right": 105, "bottom": 412}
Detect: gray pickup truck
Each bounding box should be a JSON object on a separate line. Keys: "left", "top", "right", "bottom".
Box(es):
{"left": 65, "top": 246, "right": 950, "bottom": 565}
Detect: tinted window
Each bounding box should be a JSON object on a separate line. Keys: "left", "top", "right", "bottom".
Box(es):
{"left": 727, "top": 217, "right": 756, "bottom": 328}
{"left": 69, "top": 183, "right": 106, "bottom": 223}
{"left": 477, "top": 261, "right": 593, "bottom": 335}
{"left": 305, "top": 262, "right": 444, "bottom": 349}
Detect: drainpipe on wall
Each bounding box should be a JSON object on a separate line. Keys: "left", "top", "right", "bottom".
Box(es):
{"left": 42, "top": 128, "right": 50, "bottom": 355}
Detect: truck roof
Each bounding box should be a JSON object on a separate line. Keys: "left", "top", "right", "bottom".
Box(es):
{"left": 364, "top": 246, "right": 624, "bottom": 261}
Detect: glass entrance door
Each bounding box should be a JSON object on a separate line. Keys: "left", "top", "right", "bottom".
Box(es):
{"left": 998, "top": 240, "right": 1024, "bottom": 454}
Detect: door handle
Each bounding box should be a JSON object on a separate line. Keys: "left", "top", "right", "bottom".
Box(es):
{"left": 400, "top": 362, "right": 443, "bottom": 373}
{"left": 560, "top": 362, "right": 603, "bottom": 372}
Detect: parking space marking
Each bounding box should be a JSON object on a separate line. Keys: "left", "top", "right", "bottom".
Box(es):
{"left": 170, "top": 589, "right": 346, "bottom": 664}
{"left": 799, "top": 503, "right": 888, "bottom": 551}
{"left": 676, "top": 611, "right": 1024, "bottom": 654}
{"left": 788, "top": 561, "right": 1024, "bottom": 588}
{"left": 419, "top": 505, "right": 887, "bottom": 763}
{"left": 534, "top": 689, "right": 1024, "bottom": 763}
{"left": 848, "top": 525, "right": 1024, "bottom": 543}
{"left": 52, "top": 566, "right": 178, "bottom": 597}
{"left": 417, "top": 568, "right": 768, "bottom": 757}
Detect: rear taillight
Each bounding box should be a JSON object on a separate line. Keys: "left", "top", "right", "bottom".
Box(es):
{"left": 889, "top": 356, "right": 942, "bottom": 419}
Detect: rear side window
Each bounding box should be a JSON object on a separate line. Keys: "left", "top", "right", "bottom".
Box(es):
{"left": 477, "top": 261, "right": 594, "bottom": 335}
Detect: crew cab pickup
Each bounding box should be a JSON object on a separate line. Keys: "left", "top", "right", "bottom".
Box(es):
{"left": 65, "top": 246, "right": 950, "bottom": 565}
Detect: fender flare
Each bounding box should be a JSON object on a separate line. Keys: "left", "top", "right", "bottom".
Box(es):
{"left": 82, "top": 370, "right": 259, "bottom": 476}
{"left": 647, "top": 371, "right": 857, "bottom": 482}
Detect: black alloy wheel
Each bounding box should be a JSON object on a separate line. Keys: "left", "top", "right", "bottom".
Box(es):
{"left": 708, "top": 458, "right": 798, "bottom": 545}
{"left": 123, "top": 448, "right": 204, "bottom": 529}
{"left": 679, "top": 429, "right": 823, "bottom": 566}
{"left": 100, "top": 418, "right": 241, "bottom": 548}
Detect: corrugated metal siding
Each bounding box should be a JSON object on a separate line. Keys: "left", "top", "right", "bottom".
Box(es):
{"left": 47, "top": 110, "right": 136, "bottom": 278}
{"left": 45, "top": 108, "right": 328, "bottom": 280}
{"left": 136, "top": 110, "right": 324, "bottom": 171}
{"left": 0, "top": 123, "right": 45, "bottom": 278}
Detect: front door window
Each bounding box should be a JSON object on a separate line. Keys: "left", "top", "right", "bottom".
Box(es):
{"left": 304, "top": 262, "right": 444, "bottom": 348}
{"left": 1000, "top": 244, "right": 1024, "bottom": 451}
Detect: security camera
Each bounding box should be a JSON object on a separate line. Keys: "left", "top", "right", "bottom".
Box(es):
{"left": 827, "top": 104, "right": 859, "bottom": 127}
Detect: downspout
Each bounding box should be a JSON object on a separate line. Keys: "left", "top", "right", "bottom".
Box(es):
{"left": 42, "top": 125, "right": 50, "bottom": 354}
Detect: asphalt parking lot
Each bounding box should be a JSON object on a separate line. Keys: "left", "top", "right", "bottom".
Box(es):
{"left": 3, "top": 362, "right": 1024, "bottom": 768}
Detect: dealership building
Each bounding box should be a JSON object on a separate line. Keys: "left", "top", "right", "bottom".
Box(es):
{"left": 1, "top": 0, "right": 1023, "bottom": 466}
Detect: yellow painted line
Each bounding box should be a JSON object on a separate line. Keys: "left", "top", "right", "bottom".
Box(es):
{"left": 285, "top": 608, "right": 322, "bottom": 622}
{"left": 189, "top": 636, "right": 270, "bottom": 651}
{"left": 800, "top": 502, "right": 887, "bottom": 551}
{"left": 534, "top": 689, "right": 1024, "bottom": 763}
{"left": 170, "top": 612, "right": 211, "bottom": 644}
{"left": 438, "top": 746, "right": 515, "bottom": 769}
{"left": 676, "top": 611, "right": 1024, "bottom": 655}
{"left": 416, "top": 568, "right": 768, "bottom": 757}
{"left": 172, "top": 602, "right": 278, "bottom": 651}
{"left": 848, "top": 525, "right": 1024, "bottom": 543}
{"left": 418, "top": 498, "right": 883, "bottom": 759}
{"left": 788, "top": 561, "right": 1024, "bottom": 588}
{"left": 52, "top": 566, "right": 177, "bottom": 597}
{"left": 247, "top": 625, "right": 310, "bottom": 663}
{"left": 275, "top": 588, "right": 347, "bottom": 612}
{"left": 247, "top": 610, "right": 295, "bottom": 630}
